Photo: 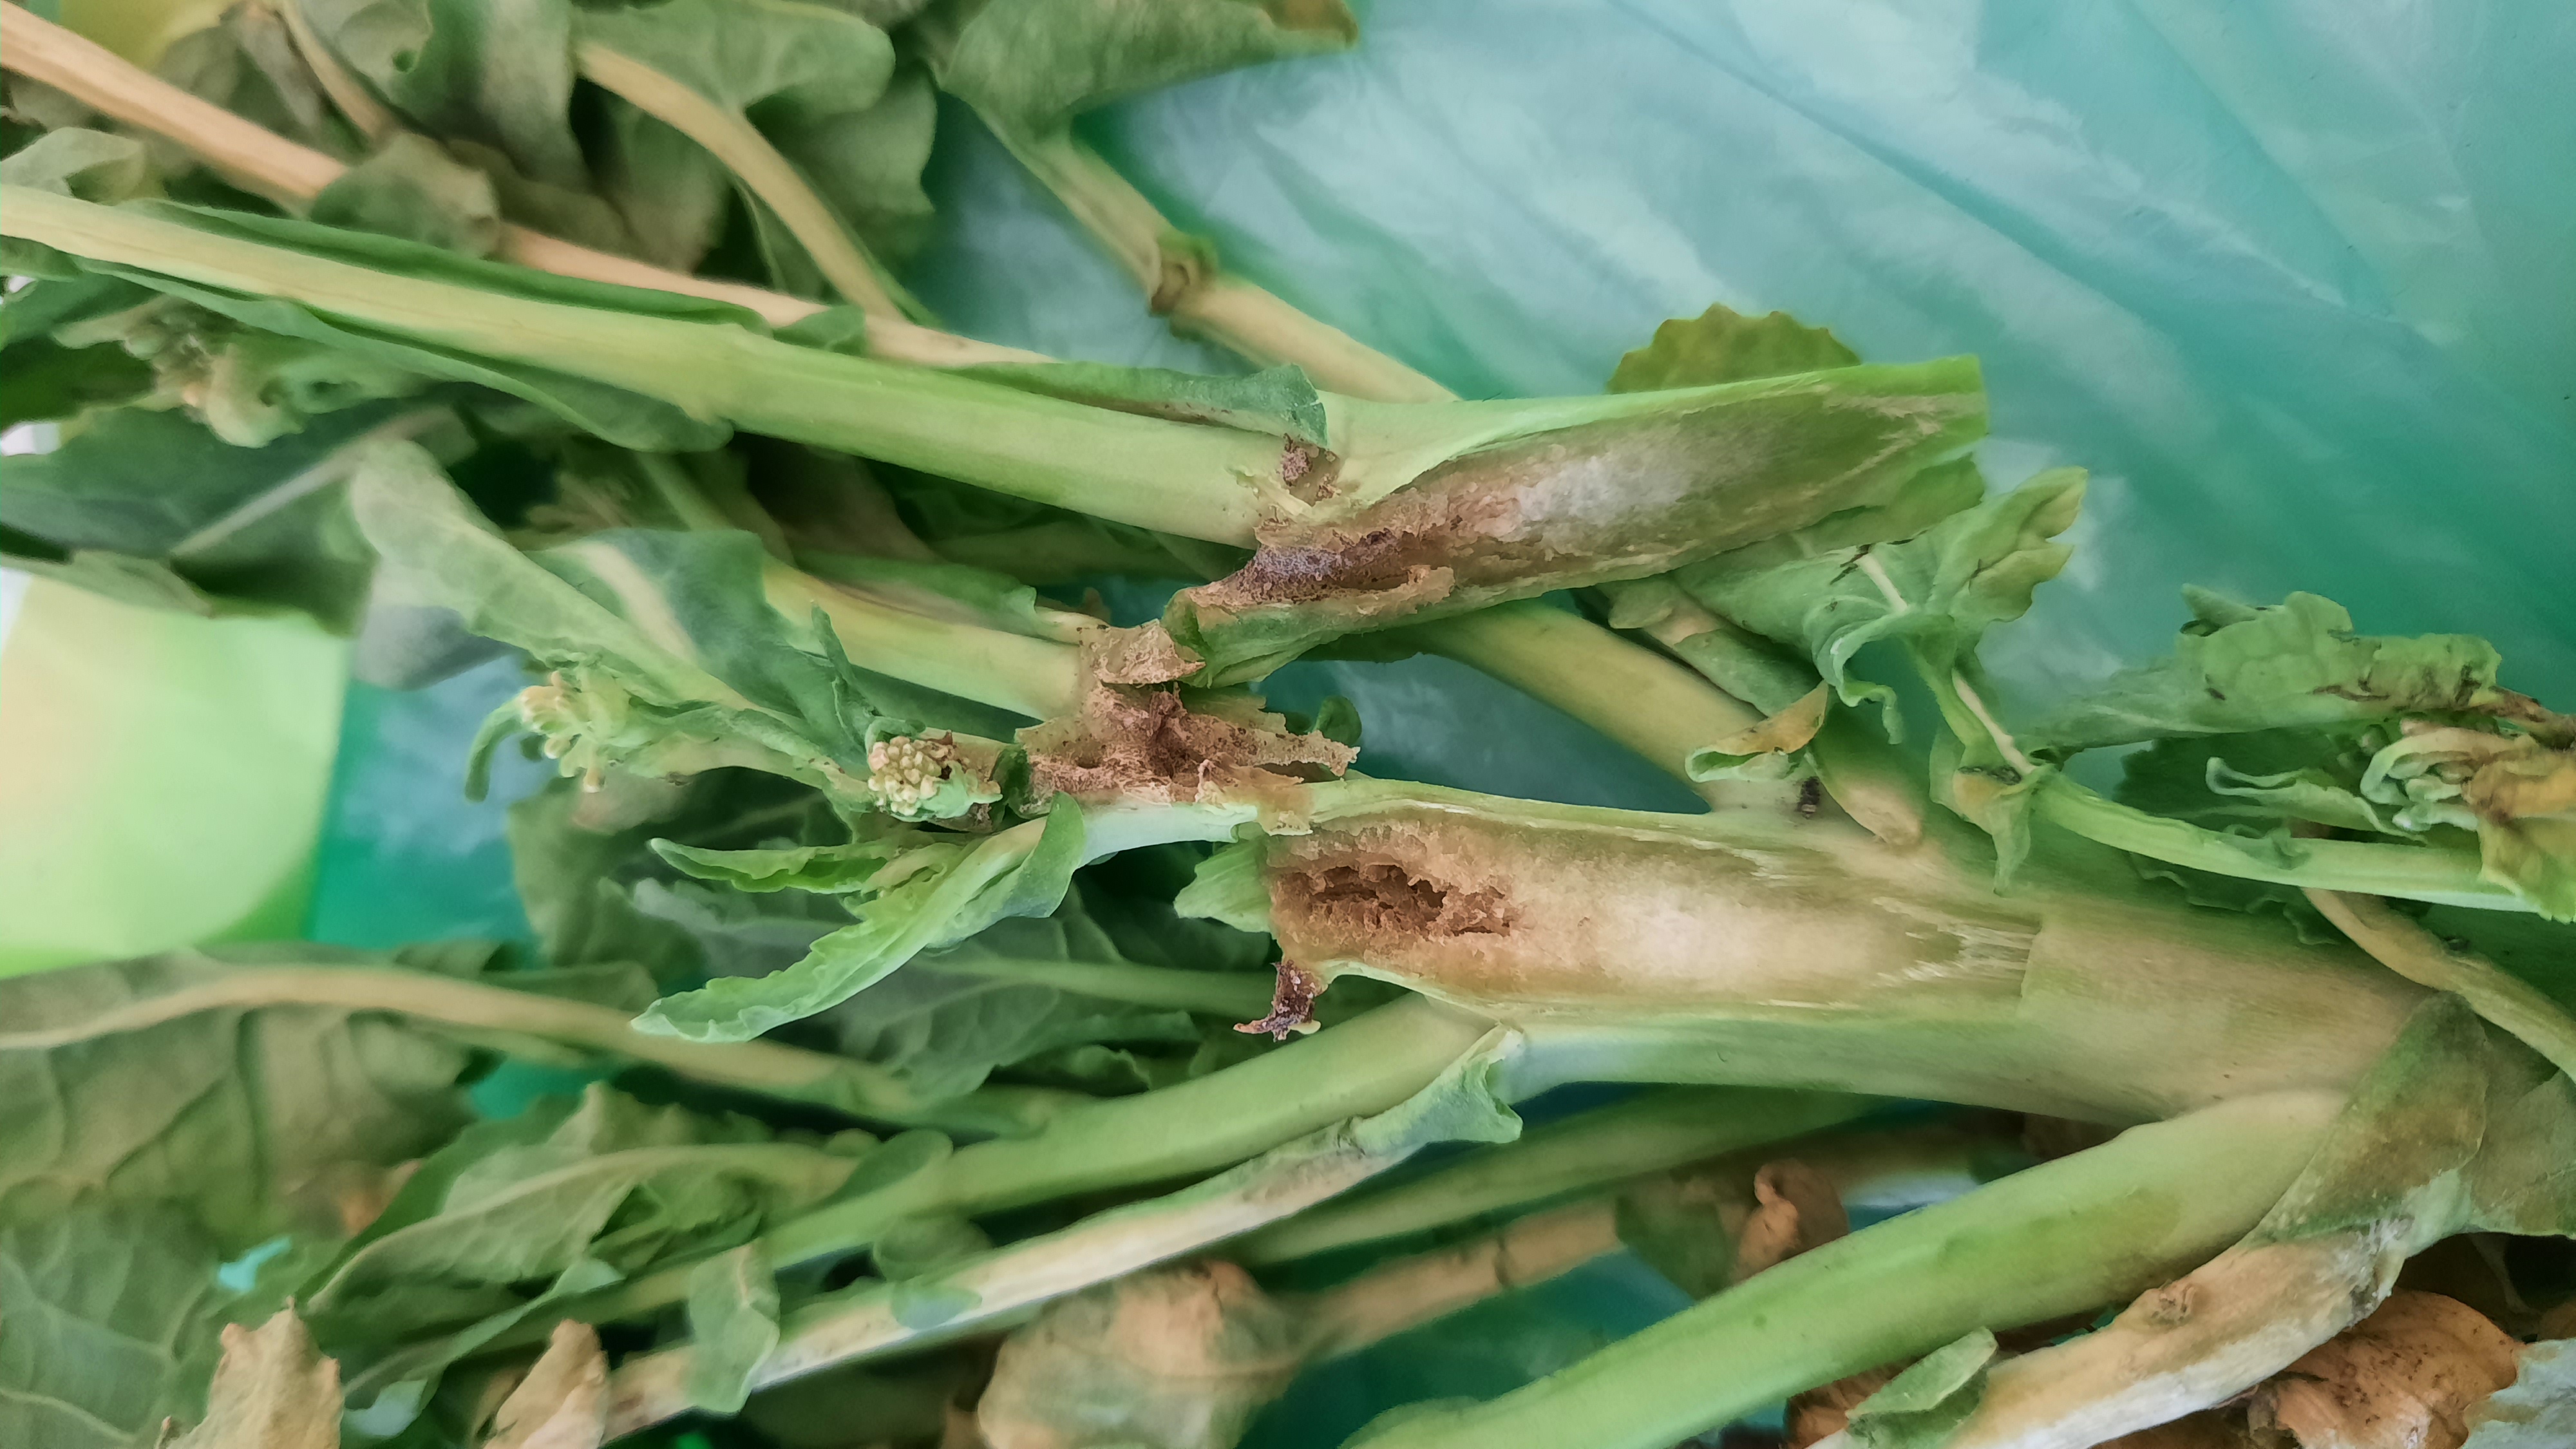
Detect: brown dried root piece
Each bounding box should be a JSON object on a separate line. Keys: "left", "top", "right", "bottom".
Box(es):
{"left": 2244, "top": 1290, "right": 2522, "bottom": 1449}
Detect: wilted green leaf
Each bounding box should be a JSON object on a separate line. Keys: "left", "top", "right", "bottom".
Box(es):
{"left": 638, "top": 802, "right": 1088, "bottom": 1041}
{"left": 956, "top": 360, "right": 1328, "bottom": 448}
{"left": 0, "top": 126, "right": 155, "bottom": 202}
{"left": 2020, "top": 591, "right": 2566, "bottom": 759}
{"left": 0, "top": 949, "right": 475, "bottom": 1254}
{"left": 310, "top": 134, "right": 504, "bottom": 256}
{"left": 62, "top": 199, "right": 742, "bottom": 449}
{"left": 1846, "top": 1329, "right": 1996, "bottom": 1449}
{"left": 159, "top": 3, "right": 350, "bottom": 162}
{"left": 300, "top": 1084, "right": 862, "bottom": 1344}
{"left": 0, "top": 1207, "right": 232, "bottom": 1449}
{"left": 1, "top": 402, "right": 439, "bottom": 630}
{"left": 926, "top": 0, "right": 1358, "bottom": 133}
{"left": 1676, "top": 469, "right": 2085, "bottom": 733}
{"left": 1605, "top": 301, "right": 1859, "bottom": 392}
{"left": 684, "top": 1244, "right": 782, "bottom": 1414}
{"left": 293, "top": 0, "right": 585, "bottom": 186}
{"left": 2463, "top": 1338, "right": 2576, "bottom": 1449}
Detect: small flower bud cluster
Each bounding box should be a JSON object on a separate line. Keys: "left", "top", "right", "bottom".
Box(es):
{"left": 518, "top": 674, "right": 580, "bottom": 755}
{"left": 869, "top": 733, "right": 960, "bottom": 812}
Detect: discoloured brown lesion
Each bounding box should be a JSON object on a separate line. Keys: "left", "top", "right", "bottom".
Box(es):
{"left": 1182, "top": 384, "right": 1973, "bottom": 647}
{"left": 1255, "top": 804, "right": 2040, "bottom": 1016}
{"left": 1236, "top": 961, "right": 1323, "bottom": 1040}
{"left": 1273, "top": 857, "right": 1515, "bottom": 941}
{"left": 1023, "top": 683, "right": 1356, "bottom": 806}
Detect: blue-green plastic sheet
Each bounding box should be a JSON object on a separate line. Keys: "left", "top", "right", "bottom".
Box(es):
{"left": 300, "top": 1, "right": 2576, "bottom": 1439}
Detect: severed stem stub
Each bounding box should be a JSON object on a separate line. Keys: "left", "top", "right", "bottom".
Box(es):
{"left": 1238, "top": 961, "right": 1323, "bottom": 1039}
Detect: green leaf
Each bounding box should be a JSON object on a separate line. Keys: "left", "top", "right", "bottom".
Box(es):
{"left": 0, "top": 336, "right": 155, "bottom": 428}
{"left": 592, "top": 99, "right": 734, "bottom": 272}
{"left": 1605, "top": 302, "right": 1861, "bottom": 392}
{"left": 299, "top": 1084, "right": 862, "bottom": 1345}
{"left": 294, "top": 0, "right": 586, "bottom": 186}
{"left": 2020, "top": 591, "right": 2561, "bottom": 759}
{"left": 2360, "top": 727, "right": 2576, "bottom": 922}
{"left": 771, "top": 65, "right": 939, "bottom": 264}
{"left": 1676, "top": 469, "right": 2085, "bottom": 731}
{"left": 1349, "top": 1029, "right": 1523, "bottom": 1157}
{"left": 927, "top": 0, "right": 1358, "bottom": 133}
{"left": 158, "top": 4, "right": 351, "bottom": 162}
{"left": 359, "top": 446, "right": 1018, "bottom": 818}
{"left": 2462, "top": 1066, "right": 2576, "bottom": 1238}
{"left": 163, "top": 1309, "right": 342, "bottom": 1449}
{"left": 0, "top": 1207, "right": 232, "bottom": 1449}
{"left": 1, "top": 402, "right": 434, "bottom": 631}
{"left": 2251, "top": 994, "right": 2492, "bottom": 1245}
{"left": 0, "top": 949, "right": 475, "bottom": 1255}
{"left": 578, "top": 0, "right": 895, "bottom": 119}
{"left": 506, "top": 774, "right": 764, "bottom": 981}
{"left": 1846, "top": 1329, "right": 1996, "bottom": 1449}
{"left": 683, "top": 1244, "right": 781, "bottom": 1415}
{"left": 871, "top": 1213, "right": 992, "bottom": 1281}
{"left": 0, "top": 127, "right": 155, "bottom": 202}
{"left": 577, "top": 0, "right": 898, "bottom": 294}
{"left": 956, "top": 360, "right": 1329, "bottom": 448}
{"left": 817, "top": 907, "right": 1203, "bottom": 1099}
{"left": 310, "top": 133, "right": 504, "bottom": 256}
{"left": 637, "top": 802, "right": 1089, "bottom": 1041}
{"left": 793, "top": 551, "right": 1065, "bottom": 641}
{"left": 2464, "top": 1338, "right": 2576, "bottom": 1448}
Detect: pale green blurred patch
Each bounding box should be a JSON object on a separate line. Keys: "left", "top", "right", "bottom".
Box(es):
{"left": 0, "top": 574, "right": 347, "bottom": 975}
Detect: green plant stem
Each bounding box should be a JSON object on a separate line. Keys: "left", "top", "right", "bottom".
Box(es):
{"left": 1344, "top": 1090, "right": 2345, "bottom": 1449}
{"left": 2034, "top": 777, "right": 2528, "bottom": 912}
{"left": 1297, "top": 1200, "right": 1624, "bottom": 1359}
{"left": 994, "top": 124, "right": 1452, "bottom": 402}
{"left": 604, "top": 1105, "right": 1441, "bottom": 1436}
{"left": 1407, "top": 601, "right": 1795, "bottom": 813}
{"left": 531, "top": 996, "right": 1493, "bottom": 1336}
{"left": 573, "top": 40, "right": 908, "bottom": 321}
{"left": 1895, "top": 1229, "right": 2391, "bottom": 1449}
{"left": 1235, "top": 1087, "right": 1873, "bottom": 1265}
{"left": 275, "top": 0, "right": 398, "bottom": 144}
{"left": 1, "top": 185, "right": 1280, "bottom": 541}
{"left": 0, "top": 961, "right": 1073, "bottom": 1137}
{"left": 766, "top": 564, "right": 1086, "bottom": 721}
{"left": 2307, "top": 887, "right": 2576, "bottom": 1077}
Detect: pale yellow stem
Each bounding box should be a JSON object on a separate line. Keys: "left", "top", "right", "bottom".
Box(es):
{"left": 0, "top": 3, "right": 1051, "bottom": 357}
{"left": 2307, "top": 887, "right": 2576, "bottom": 1078}
{"left": 574, "top": 39, "right": 897, "bottom": 318}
